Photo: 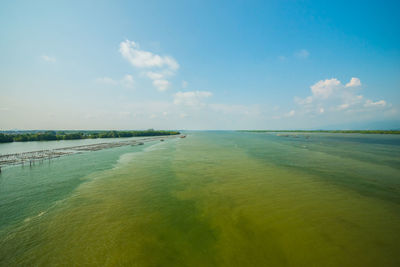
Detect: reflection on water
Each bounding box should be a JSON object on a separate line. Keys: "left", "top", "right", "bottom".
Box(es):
{"left": 0, "top": 132, "right": 399, "bottom": 266}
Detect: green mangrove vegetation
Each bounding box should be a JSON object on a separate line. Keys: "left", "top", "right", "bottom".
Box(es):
{"left": 239, "top": 130, "right": 400, "bottom": 134}
{"left": 0, "top": 130, "right": 180, "bottom": 143}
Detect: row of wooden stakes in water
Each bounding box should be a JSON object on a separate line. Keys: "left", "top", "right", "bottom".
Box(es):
{"left": 0, "top": 135, "right": 185, "bottom": 172}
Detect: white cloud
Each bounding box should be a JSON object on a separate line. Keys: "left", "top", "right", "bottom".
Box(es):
{"left": 311, "top": 78, "right": 341, "bottom": 99}
{"left": 96, "top": 77, "right": 118, "bottom": 85}
{"left": 345, "top": 77, "right": 361, "bottom": 87}
{"left": 338, "top": 103, "right": 350, "bottom": 110}
{"left": 295, "top": 77, "right": 390, "bottom": 117}
{"left": 145, "top": 71, "right": 171, "bottom": 91}
{"left": 96, "top": 75, "right": 134, "bottom": 88}
{"left": 286, "top": 110, "right": 295, "bottom": 117}
{"left": 174, "top": 91, "right": 213, "bottom": 106}
{"left": 300, "top": 77, "right": 363, "bottom": 104}
{"left": 153, "top": 79, "right": 169, "bottom": 92}
{"left": 364, "top": 99, "right": 386, "bottom": 107}
{"left": 119, "top": 40, "right": 179, "bottom": 70}
{"left": 274, "top": 110, "right": 296, "bottom": 119}
{"left": 119, "top": 40, "right": 179, "bottom": 91}
{"left": 294, "top": 96, "right": 313, "bottom": 105}
{"left": 294, "top": 49, "right": 310, "bottom": 59}
{"left": 41, "top": 55, "right": 56, "bottom": 63}
{"left": 121, "top": 74, "right": 134, "bottom": 88}
{"left": 146, "top": 71, "right": 164, "bottom": 80}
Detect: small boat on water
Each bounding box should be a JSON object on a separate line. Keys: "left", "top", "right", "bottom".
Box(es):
{"left": 160, "top": 139, "right": 164, "bottom": 142}
{"left": 180, "top": 135, "right": 186, "bottom": 138}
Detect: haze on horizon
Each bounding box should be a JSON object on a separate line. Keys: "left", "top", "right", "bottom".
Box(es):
{"left": 1, "top": 0, "right": 399, "bottom": 130}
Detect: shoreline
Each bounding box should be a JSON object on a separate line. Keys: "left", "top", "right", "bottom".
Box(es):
{"left": 239, "top": 130, "right": 400, "bottom": 134}
{"left": 0, "top": 135, "right": 181, "bottom": 171}
{"left": 0, "top": 130, "right": 180, "bottom": 144}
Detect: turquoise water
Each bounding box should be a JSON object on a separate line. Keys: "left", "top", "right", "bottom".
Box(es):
{"left": 0, "top": 136, "right": 146, "bottom": 154}
{"left": 0, "top": 132, "right": 399, "bottom": 266}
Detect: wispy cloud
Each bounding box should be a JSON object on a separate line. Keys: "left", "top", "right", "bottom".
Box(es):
{"left": 144, "top": 71, "right": 171, "bottom": 91}
{"left": 174, "top": 91, "right": 212, "bottom": 106}
{"left": 146, "top": 71, "right": 164, "bottom": 80}
{"left": 96, "top": 75, "right": 134, "bottom": 88}
{"left": 278, "top": 55, "right": 287, "bottom": 61}
{"left": 364, "top": 99, "right": 386, "bottom": 107}
{"left": 294, "top": 49, "right": 310, "bottom": 59}
{"left": 120, "top": 40, "right": 179, "bottom": 70}
{"left": 119, "top": 40, "right": 179, "bottom": 91}
{"left": 286, "top": 110, "right": 295, "bottom": 117}
{"left": 121, "top": 74, "right": 134, "bottom": 88}
{"left": 153, "top": 79, "right": 169, "bottom": 91}
{"left": 41, "top": 55, "right": 56, "bottom": 63}
{"left": 96, "top": 77, "right": 118, "bottom": 85}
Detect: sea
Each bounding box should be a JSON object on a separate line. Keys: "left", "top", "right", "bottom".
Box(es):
{"left": 0, "top": 131, "right": 399, "bottom": 266}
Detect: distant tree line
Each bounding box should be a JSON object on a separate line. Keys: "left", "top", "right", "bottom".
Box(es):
{"left": 0, "top": 130, "right": 180, "bottom": 143}
{"left": 239, "top": 130, "right": 400, "bottom": 134}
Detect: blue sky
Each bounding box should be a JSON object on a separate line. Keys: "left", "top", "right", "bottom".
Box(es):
{"left": 1, "top": 0, "right": 399, "bottom": 130}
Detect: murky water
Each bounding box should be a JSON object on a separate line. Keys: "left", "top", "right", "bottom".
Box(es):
{"left": 0, "top": 132, "right": 399, "bottom": 266}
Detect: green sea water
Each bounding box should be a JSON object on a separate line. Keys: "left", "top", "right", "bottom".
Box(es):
{"left": 0, "top": 131, "right": 400, "bottom": 266}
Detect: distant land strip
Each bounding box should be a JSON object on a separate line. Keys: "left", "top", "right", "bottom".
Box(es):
{"left": 239, "top": 130, "right": 400, "bottom": 134}
{"left": 0, "top": 130, "right": 180, "bottom": 143}
{"left": 0, "top": 135, "right": 179, "bottom": 169}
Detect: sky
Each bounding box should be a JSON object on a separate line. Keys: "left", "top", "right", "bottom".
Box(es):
{"left": 1, "top": 0, "right": 399, "bottom": 130}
